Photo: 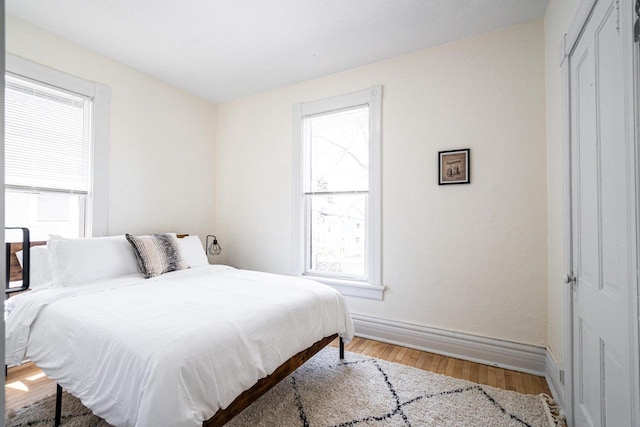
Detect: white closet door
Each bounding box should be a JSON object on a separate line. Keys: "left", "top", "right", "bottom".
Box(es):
{"left": 569, "top": 0, "right": 637, "bottom": 425}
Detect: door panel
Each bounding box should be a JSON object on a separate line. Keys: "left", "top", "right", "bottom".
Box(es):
{"left": 574, "top": 46, "right": 599, "bottom": 290}
{"left": 597, "top": 0, "right": 627, "bottom": 303}
{"left": 577, "top": 319, "right": 598, "bottom": 426}
{"left": 604, "top": 344, "right": 625, "bottom": 427}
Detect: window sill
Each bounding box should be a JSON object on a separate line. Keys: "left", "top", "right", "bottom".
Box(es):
{"left": 303, "top": 275, "right": 384, "bottom": 300}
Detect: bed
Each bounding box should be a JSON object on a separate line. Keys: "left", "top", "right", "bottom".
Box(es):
{"left": 5, "top": 233, "right": 354, "bottom": 427}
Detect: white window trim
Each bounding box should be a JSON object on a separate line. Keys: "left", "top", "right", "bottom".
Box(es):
{"left": 292, "top": 86, "right": 383, "bottom": 300}
{"left": 6, "top": 54, "right": 111, "bottom": 237}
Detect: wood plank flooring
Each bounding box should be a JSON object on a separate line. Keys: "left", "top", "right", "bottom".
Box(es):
{"left": 329, "top": 336, "right": 551, "bottom": 395}
{"left": 5, "top": 362, "right": 57, "bottom": 414}
{"left": 5, "top": 336, "right": 551, "bottom": 416}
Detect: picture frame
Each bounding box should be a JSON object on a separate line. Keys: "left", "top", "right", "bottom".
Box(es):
{"left": 438, "top": 149, "right": 470, "bottom": 185}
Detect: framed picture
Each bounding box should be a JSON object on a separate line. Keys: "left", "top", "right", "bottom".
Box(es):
{"left": 438, "top": 149, "right": 470, "bottom": 185}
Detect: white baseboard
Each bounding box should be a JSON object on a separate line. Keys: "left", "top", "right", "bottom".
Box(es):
{"left": 545, "top": 350, "right": 566, "bottom": 412}
{"left": 350, "top": 313, "right": 568, "bottom": 417}
{"left": 351, "top": 313, "right": 547, "bottom": 376}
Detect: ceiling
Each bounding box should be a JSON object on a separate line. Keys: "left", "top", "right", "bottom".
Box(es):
{"left": 6, "top": 0, "right": 549, "bottom": 104}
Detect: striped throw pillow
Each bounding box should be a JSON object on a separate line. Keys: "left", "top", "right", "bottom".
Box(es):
{"left": 125, "top": 233, "right": 188, "bottom": 278}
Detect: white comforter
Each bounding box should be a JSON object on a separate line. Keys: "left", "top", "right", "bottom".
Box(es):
{"left": 5, "top": 265, "right": 354, "bottom": 427}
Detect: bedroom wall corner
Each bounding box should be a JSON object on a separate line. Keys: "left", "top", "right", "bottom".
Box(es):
{"left": 215, "top": 19, "right": 548, "bottom": 349}
{"left": 543, "top": 0, "right": 580, "bottom": 377}
{"left": 5, "top": 15, "right": 219, "bottom": 243}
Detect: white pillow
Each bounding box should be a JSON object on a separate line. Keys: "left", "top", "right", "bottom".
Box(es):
{"left": 48, "top": 235, "right": 140, "bottom": 286}
{"left": 15, "top": 246, "right": 53, "bottom": 290}
{"left": 178, "top": 235, "right": 209, "bottom": 267}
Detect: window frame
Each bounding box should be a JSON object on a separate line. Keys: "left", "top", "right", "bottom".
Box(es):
{"left": 5, "top": 54, "right": 111, "bottom": 237}
{"left": 292, "top": 86, "right": 383, "bottom": 300}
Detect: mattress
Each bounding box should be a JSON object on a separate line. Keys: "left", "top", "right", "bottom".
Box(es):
{"left": 5, "top": 265, "right": 354, "bottom": 427}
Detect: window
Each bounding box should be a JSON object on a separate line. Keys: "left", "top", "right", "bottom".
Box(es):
{"left": 292, "top": 86, "right": 383, "bottom": 300}
{"left": 5, "top": 55, "right": 110, "bottom": 240}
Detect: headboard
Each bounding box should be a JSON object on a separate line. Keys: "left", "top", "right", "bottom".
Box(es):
{"left": 7, "top": 240, "right": 46, "bottom": 283}
{"left": 9, "top": 235, "right": 188, "bottom": 277}
{"left": 7, "top": 233, "right": 189, "bottom": 294}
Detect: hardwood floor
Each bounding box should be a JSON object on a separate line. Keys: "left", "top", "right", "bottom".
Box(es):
{"left": 329, "top": 337, "right": 551, "bottom": 395}
{"left": 5, "top": 361, "right": 57, "bottom": 414}
{"left": 5, "top": 336, "right": 551, "bottom": 415}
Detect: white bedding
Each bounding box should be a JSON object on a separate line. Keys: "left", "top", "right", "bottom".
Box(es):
{"left": 5, "top": 265, "right": 354, "bottom": 427}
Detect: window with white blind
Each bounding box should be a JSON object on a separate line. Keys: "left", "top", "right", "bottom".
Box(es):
{"left": 5, "top": 55, "right": 111, "bottom": 240}
{"left": 292, "top": 86, "right": 383, "bottom": 300}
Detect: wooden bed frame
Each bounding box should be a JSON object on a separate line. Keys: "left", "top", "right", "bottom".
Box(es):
{"left": 7, "top": 241, "right": 46, "bottom": 282}
{"left": 53, "top": 335, "right": 343, "bottom": 426}
{"left": 5, "top": 236, "right": 345, "bottom": 426}
{"left": 204, "top": 334, "right": 343, "bottom": 426}
{"left": 5, "top": 227, "right": 46, "bottom": 296}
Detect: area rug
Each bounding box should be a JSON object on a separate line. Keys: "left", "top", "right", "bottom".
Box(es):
{"left": 5, "top": 348, "right": 565, "bottom": 427}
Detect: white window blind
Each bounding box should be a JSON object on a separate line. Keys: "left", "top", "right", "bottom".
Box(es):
{"left": 5, "top": 74, "right": 91, "bottom": 194}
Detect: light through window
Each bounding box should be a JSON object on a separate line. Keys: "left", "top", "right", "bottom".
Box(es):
{"left": 5, "top": 74, "right": 91, "bottom": 240}
{"left": 292, "top": 86, "right": 382, "bottom": 298}
{"left": 304, "top": 106, "right": 369, "bottom": 279}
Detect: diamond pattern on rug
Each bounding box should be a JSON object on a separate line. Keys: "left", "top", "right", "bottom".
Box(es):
{"left": 228, "top": 349, "right": 563, "bottom": 427}
{"left": 290, "top": 358, "right": 532, "bottom": 427}
{"left": 6, "top": 348, "right": 563, "bottom": 427}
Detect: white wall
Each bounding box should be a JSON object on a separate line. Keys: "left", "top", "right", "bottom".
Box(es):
{"left": 6, "top": 15, "right": 218, "bottom": 240}
{"left": 6, "top": 13, "right": 552, "bottom": 350}
{"left": 543, "top": 0, "right": 580, "bottom": 366}
{"left": 216, "top": 20, "right": 548, "bottom": 347}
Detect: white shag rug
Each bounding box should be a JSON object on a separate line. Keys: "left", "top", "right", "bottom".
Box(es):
{"left": 6, "top": 348, "right": 565, "bottom": 427}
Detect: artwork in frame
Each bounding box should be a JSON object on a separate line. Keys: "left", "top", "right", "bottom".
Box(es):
{"left": 438, "top": 149, "right": 470, "bottom": 185}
